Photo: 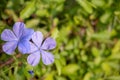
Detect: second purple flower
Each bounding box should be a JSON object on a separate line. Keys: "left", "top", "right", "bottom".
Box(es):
{"left": 27, "top": 31, "right": 56, "bottom": 66}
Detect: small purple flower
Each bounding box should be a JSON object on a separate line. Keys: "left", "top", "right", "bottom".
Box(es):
{"left": 28, "top": 70, "right": 34, "bottom": 75}
{"left": 27, "top": 31, "right": 56, "bottom": 66}
{"left": 1, "top": 22, "right": 34, "bottom": 54}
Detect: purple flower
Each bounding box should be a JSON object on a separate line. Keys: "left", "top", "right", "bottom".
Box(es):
{"left": 27, "top": 31, "right": 56, "bottom": 66}
{"left": 28, "top": 70, "right": 34, "bottom": 75}
{"left": 1, "top": 22, "right": 34, "bottom": 54}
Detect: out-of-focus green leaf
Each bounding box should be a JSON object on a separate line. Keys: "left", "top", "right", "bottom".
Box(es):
{"left": 45, "top": 72, "right": 54, "bottom": 80}
{"left": 55, "top": 60, "right": 62, "bottom": 76}
{"left": 0, "top": 21, "right": 7, "bottom": 33}
{"left": 110, "top": 29, "right": 117, "bottom": 37}
{"left": 106, "top": 76, "right": 120, "bottom": 80}
{"left": 94, "top": 57, "right": 102, "bottom": 66}
{"left": 109, "top": 53, "right": 120, "bottom": 60}
{"left": 20, "top": 0, "right": 36, "bottom": 19}
{"left": 51, "top": 26, "right": 59, "bottom": 39}
{"left": 83, "top": 72, "right": 93, "bottom": 80}
{"left": 62, "top": 64, "right": 79, "bottom": 75}
{"left": 91, "top": 47, "right": 100, "bottom": 57}
{"left": 100, "top": 11, "right": 112, "bottom": 23}
{"left": 76, "top": 0, "right": 93, "bottom": 14}
{"left": 26, "top": 19, "right": 40, "bottom": 28}
{"left": 91, "top": 0, "right": 105, "bottom": 7}
{"left": 36, "top": 9, "right": 49, "bottom": 17}
{"left": 101, "top": 62, "right": 111, "bottom": 75}
{"left": 4, "top": 9, "right": 18, "bottom": 21}
{"left": 112, "top": 40, "right": 120, "bottom": 54}
{"left": 90, "top": 31, "right": 110, "bottom": 42}
{"left": 51, "top": 29, "right": 59, "bottom": 38}
{"left": 81, "top": 50, "right": 88, "bottom": 62}
{"left": 55, "top": 76, "right": 67, "bottom": 80}
{"left": 65, "top": 40, "right": 74, "bottom": 50}
{"left": 112, "top": 40, "right": 120, "bottom": 57}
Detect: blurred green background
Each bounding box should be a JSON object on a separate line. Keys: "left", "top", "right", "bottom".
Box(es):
{"left": 0, "top": 0, "right": 120, "bottom": 80}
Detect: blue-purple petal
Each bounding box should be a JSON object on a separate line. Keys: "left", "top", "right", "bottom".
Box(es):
{"left": 18, "top": 40, "right": 30, "bottom": 54}
{"left": 28, "top": 42, "right": 38, "bottom": 54}
{"left": 2, "top": 41, "right": 17, "bottom": 54}
{"left": 28, "top": 70, "right": 34, "bottom": 75}
{"left": 32, "top": 31, "right": 43, "bottom": 48}
{"left": 41, "top": 37, "right": 56, "bottom": 50}
{"left": 1, "top": 29, "right": 17, "bottom": 41}
{"left": 41, "top": 50, "right": 54, "bottom": 65}
{"left": 21, "top": 28, "right": 34, "bottom": 40}
{"left": 13, "top": 22, "right": 25, "bottom": 38}
{"left": 27, "top": 51, "right": 40, "bottom": 66}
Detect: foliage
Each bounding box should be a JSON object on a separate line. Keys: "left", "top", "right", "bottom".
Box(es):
{"left": 0, "top": 0, "right": 120, "bottom": 80}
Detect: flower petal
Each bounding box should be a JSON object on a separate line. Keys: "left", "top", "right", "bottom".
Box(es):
{"left": 1, "top": 29, "right": 17, "bottom": 41}
{"left": 21, "top": 28, "right": 34, "bottom": 40}
{"left": 28, "top": 70, "right": 34, "bottom": 75}
{"left": 13, "top": 22, "right": 25, "bottom": 38}
{"left": 27, "top": 51, "right": 40, "bottom": 66}
{"left": 32, "top": 31, "right": 43, "bottom": 47}
{"left": 2, "top": 41, "right": 17, "bottom": 54}
{"left": 41, "top": 37, "right": 56, "bottom": 50}
{"left": 41, "top": 50, "right": 54, "bottom": 65}
{"left": 29, "top": 42, "right": 38, "bottom": 53}
{"left": 18, "top": 40, "right": 30, "bottom": 54}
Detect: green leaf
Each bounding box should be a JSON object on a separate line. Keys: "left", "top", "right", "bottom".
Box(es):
{"left": 62, "top": 64, "right": 79, "bottom": 75}
{"left": 36, "top": 9, "right": 49, "bottom": 17}
{"left": 100, "top": 11, "right": 112, "bottom": 23}
{"left": 102, "top": 62, "right": 111, "bottom": 75}
{"left": 109, "top": 53, "right": 120, "bottom": 60}
{"left": 112, "top": 40, "right": 120, "bottom": 54}
{"left": 106, "top": 76, "right": 120, "bottom": 80}
{"left": 55, "top": 60, "right": 62, "bottom": 76}
{"left": 91, "top": 0, "right": 105, "bottom": 7}
{"left": 26, "top": 19, "right": 40, "bottom": 28}
{"left": 77, "top": 0, "right": 93, "bottom": 14}
{"left": 20, "top": 1, "right": 36, "bottom": 19}
{"left": 91, "top": 47, "right": 100, "bottom": 57}
{"left": 45, "top": 72, "right": 55, "bottom": 80}
{"left": 83, "top": 72, "right": 93, "bottom": 80}
{"left": 51, "top": 27, "right": 59, "bottom": 39}
{"left": 91, "top": 31, "right": 110, "bottom": 42}
{"left": 0, "top": 21, "right": 7, "bottom": 33}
